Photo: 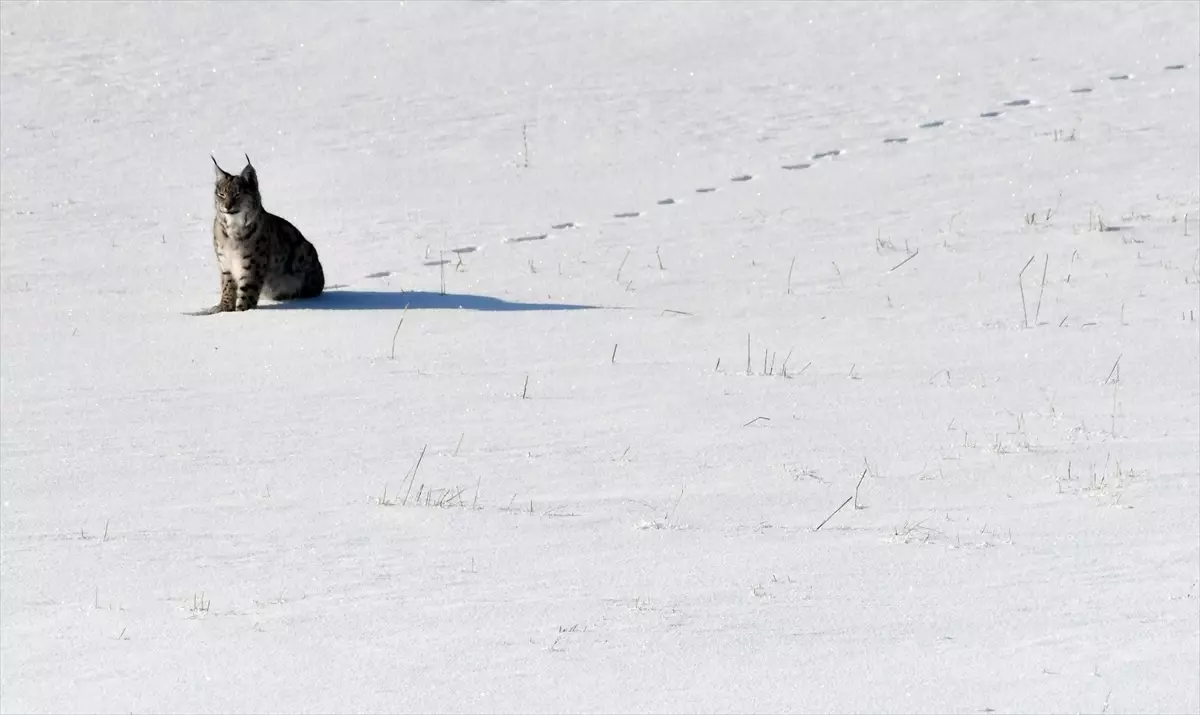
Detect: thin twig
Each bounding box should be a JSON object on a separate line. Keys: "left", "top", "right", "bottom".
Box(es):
{"left": 787, "top": 256, "right": 796, "bottom": 294}
{"left": 390, "top": 303, "right": 410, "bottom": 360}
{"left": 780, "top": 348, "right": 794, "bottom": 377}
{"left": 853, "top": 466, "right": 868, "bottom": 509}
{"left": 1018, "top": 254, "right": 1036, "bottom": 328}
{"left": 400, "top": 445, "right": 428, "bottom": 506}
{"left": 1033, "top": 254, "right": 1048, "bottom": 325}
{"left": 814, "top": 496, "right": 854, "bottom": 531}
{"left": 889, "top": 249, "right": 920, "bottom": 272}
{"left": 742, "top": 416, "right": 771, "bottom": 427}
{"left": 667, "top": 485, "right": 685, "bottom": 525}
{"left": 1111, "top": 385, "right": 1119, "bottom": 437}
{"left": 611, "top": 344, "right": 618, "bottom": 364}
{"left": 616, "top": 249, "right": 630, "bottom": 282}
{"left": 522, "top": 375, "right": 530, "bottom": 399}
{"left": 1103, "top": 354, "right": 1122, "bottom": 385}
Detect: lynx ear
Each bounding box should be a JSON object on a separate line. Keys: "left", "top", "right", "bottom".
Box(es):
{"left": 239, "top": 156, "right": 257, "bottom": 185}
{"left": 212, "top": 155, "right": 230, "bottom": 180}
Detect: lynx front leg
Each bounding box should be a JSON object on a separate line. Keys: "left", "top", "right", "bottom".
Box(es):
{"left": 219, "top": 271, "right": 236, "bottom": 312}
{"left": 235, "top": 271, "right": 263, "bottom": 311}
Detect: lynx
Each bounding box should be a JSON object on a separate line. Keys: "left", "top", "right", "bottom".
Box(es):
{"left": 206, "top": 155, "right": 324, "bottom": 312}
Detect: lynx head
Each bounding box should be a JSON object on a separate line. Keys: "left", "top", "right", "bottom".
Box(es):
{"left": 212, "top": 154, "right": 261, "bottom": 215}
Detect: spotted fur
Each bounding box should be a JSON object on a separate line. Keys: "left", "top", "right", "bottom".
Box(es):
{"left": 209, "top": 155, "right": 324, "bottom": 312}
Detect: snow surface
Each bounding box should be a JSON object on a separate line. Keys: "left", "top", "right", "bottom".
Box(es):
{"left": 2, "top": 1, "right": 1198, "bottom": 713}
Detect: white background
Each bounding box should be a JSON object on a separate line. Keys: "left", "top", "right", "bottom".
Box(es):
{"left": 2, "top": 2, "right": 1198, "bottom": 712}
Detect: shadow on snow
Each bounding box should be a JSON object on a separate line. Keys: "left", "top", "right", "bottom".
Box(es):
{"left": 264, "top": 290, "right": 598, "bottom": 312}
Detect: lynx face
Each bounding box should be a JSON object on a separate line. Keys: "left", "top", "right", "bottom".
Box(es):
{"left": 212, "top": 157, "right": 260, "bottom": 217}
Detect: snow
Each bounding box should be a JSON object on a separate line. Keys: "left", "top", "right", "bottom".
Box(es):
{"left": 1, "top": 1, "right": 1198, "bottom": 712}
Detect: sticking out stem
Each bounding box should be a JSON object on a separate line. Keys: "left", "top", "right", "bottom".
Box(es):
{"left": 889, "top": 249, "right": 919, "bottom": 272}
{"left": 390, "top": 303, "right": 410, "bottom": 360}
{"left": 814, "top": 496, "right": 854, "bottom": 531}
{"left": 616, "top": 249, "right": 630, "bottom": 282}
{"left": 521, "top": 123, "right": 530, "bottom": 168}
{"left": 853, "top": 466, "right": 868, "bottom": 509}
{"left": 401, "top": 445, "right": 428, "bottom": 506}
{"left": 1018, "top": 254, "right": 1036, "bottom": 328}
{"left": 1033, "top": 254, "right": 1048, "bottom": 325}
{"left": 1103, "top": 354, "right": 1122, "bottom": 385}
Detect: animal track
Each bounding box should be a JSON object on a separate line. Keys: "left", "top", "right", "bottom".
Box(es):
{"left": 450, "top": 59, "right": 1191, "bottom": 269}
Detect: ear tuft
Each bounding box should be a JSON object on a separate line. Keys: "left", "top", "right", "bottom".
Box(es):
{"left": 212, "top": 155, "right": 229, "bottom": 180}
{"left": 240, "top": 156, "right": 257, "bottom": 185}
